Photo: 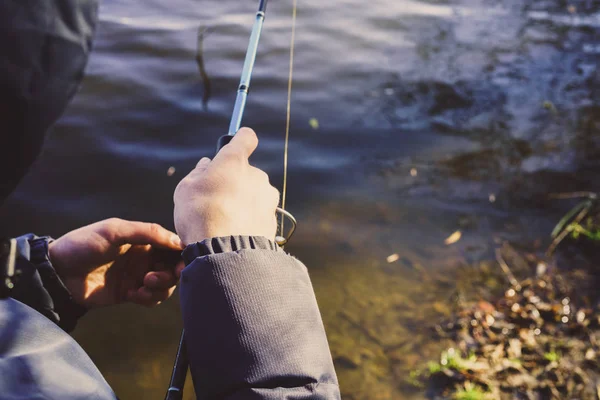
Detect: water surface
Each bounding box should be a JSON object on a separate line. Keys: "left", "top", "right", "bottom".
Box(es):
{"left": 1, "top": 0, "right": 599, "bottom": 398}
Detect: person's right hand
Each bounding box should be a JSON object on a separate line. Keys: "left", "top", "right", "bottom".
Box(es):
{"left": 173, "top": 128, "right": 280, "bottom": 246}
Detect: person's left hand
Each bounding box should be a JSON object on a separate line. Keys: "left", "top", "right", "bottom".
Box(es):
{"left": 48, "top": 218, "right": 185, "bottom": 309}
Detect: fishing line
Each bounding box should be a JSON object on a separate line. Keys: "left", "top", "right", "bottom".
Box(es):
{"left": 280, "top": 0, "right": 297, "bottom": 236}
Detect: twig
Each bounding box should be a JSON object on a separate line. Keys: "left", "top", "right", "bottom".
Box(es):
{"left": 495, "top": 248, "right": 521, "bottom": 291}
{"left": 196, "top": 26, "right": 212, "bottom": 111}
{"left": 546, "top": 227, "right": 573, "bottom": 258}
{"left": 549, "top": 192, "right": 598, "bottom": 200}
{"left": 546, "top": 205, "right": 590, "bottom": 257}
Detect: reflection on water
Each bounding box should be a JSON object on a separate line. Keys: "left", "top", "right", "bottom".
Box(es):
{"left": 1, "top": 0, "right": 599, "bottom": 398}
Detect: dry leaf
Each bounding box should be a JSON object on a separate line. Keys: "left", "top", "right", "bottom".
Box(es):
{"left": 386, "top": 253, "right": 400, "bottom": 263}
{"left": 444, "top": 230, "right": 462, "bottom": 245}
{"left": 167, "top": 166, "right": 176, "bottom": 177}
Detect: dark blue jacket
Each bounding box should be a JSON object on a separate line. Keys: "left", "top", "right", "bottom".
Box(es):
{"left": 2, "top": 235, "right": 339, "bottom": 399}
{"left": 0, "top": 0, "right": 340, "bottom": 398}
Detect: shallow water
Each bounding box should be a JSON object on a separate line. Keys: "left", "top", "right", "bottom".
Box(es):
{"left": 1, "top": 0, "right": 599, "bottom": 398}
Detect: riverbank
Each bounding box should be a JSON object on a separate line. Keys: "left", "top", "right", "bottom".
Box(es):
{"left": 415, "top": 236, "right": 600, "bottom": 399}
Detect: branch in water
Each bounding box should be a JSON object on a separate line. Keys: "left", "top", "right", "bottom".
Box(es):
{"left": 196, "top": 27, "right": 212, "bottom": 111}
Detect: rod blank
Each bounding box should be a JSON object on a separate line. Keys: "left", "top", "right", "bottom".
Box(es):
{"left": 228, "top": 1, "right": 268, "bottom": 135}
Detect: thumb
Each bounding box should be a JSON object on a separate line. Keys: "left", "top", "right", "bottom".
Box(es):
{"left": 107, "top": 219, "right": 184, "bottom": 250}
{"left": 215, "top": 127, "right": 258, "bottom": 162}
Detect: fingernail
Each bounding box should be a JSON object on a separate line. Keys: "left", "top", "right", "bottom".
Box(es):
{"left": 148, "top": 275, "right": 159, "bottom": 286}
{"left": 171, "top": 235, "right": 183, "bottom": 248}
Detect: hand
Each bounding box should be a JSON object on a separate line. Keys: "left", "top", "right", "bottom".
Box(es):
{"left": 48, "top": 218, "right": 185, "bottom": 308}
{"left": 174, "top": 127, "right": 280, "bottom": 245}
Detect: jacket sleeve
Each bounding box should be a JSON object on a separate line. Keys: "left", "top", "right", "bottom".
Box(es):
{"left": 6, "top": 234, "right": 87, "bottom": 332}
{"left": 0, "top": 0, "right": 99, "bottom": 201}
{"left": 179, "top": 236, "right": 341, "bottom": 400}
{"left": 0, "top": 297, "right": 116, "bottom": 399}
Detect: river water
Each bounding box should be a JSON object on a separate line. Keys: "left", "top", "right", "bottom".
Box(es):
{"left": 1, "top": 0, "right": 599, "bottom": 398}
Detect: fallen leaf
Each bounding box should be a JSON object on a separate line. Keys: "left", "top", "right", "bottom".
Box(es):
{"left": 386, "top": 253, "right": 400, "bottom": 263}
{"left": 543, "top": 100, "right": 558, "bottom": 114}
{"left": 309, "top": 118, "right": 319, "bottom": 130}
{"left": 319, "top": 220, "right": 332, "bottom": 233}
{"left": 444, "top": 230, "right": 462, "bottom": 245}
{"left": 478, "top": 301, "right": 495, "bottom": 313}
{"left": 167, "top": 167, "right": 176, "bottom": 177}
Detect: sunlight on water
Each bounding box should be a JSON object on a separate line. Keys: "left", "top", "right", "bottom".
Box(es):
{"left": 2, "top": 0, "right": 600, "bottom": 398}
{"left": 99, "top": 14, "right": 200, "bottom": 31}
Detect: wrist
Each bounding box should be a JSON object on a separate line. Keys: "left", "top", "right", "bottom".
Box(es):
{"left": 47, "top": 240, "right": 63, "bottom": 277}
{"left": 29, "top": 236, "right": 87, "bottom": 331}
{"left": 182, "top": 235, "right": 281, "bottom": 265}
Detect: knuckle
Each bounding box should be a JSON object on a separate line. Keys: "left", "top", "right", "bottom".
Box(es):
{"left": 148, "top": 222, "right": 162, "bottom": 237}
{"left": 174, "top": 176, "right": 194, "bottom": 200}
{"left": 102, "top": 218, "right": 122, "bottom": 232}
{"left": 174, "top": 181, "right": 184, "bottom": 201}
{"left": 96, "top": 218, "right": 123, "bottom": 243}
{"left": 259, "top": 169, "right": 270, "bottom": 182}
{"left": 251, "top": 167, "right": 270, "bottom": 182}
{"left": 105, "top": 217, "right": 122, "bottom": 226}
{"left": 249, "top": 131, "right": 259, "bottom": 146}
{"left": 222, "top": 148, "right": 245, "bottom": 163}
{"left": 271, "top": 186, "right": 281, "bottom": 204}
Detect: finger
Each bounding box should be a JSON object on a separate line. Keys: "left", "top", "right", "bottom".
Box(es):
{"left": 175, "top": 260, "right": 186, "bottom": 279}
{"left": 127, "top": 286, "right": 174, "bottom": 307}
{"left": 195, "top": 157, "right": 211, "bottom": 170}
{"left": 215, "top": 127, "right": 258, "bottom": 161}
{"left": 144, "top": 270, "right": 177, "bottom": 290}
{"left": 151, "top": 248, "right": 183, "bottom": 270}
{"left": 108, "top": 219, "right": 184, "bottom": 250}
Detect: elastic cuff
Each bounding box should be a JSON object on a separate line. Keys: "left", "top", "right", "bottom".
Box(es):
{"left": 30, "top": 237, "right": 87, "bottom": 332}
{"left": 182, "top": 236, "right": 281, "bottom": 265}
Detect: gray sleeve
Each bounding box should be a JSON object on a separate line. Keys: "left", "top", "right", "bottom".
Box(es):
{"left": 179, "top": 237, "right": 340, "bottom": 399}
{"left": 0, "top": 298, "right": 116, "bottom": 400}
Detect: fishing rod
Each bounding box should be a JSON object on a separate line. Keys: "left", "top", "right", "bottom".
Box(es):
{"left": 165, "top": 1, "right": 296, "bottom": 398}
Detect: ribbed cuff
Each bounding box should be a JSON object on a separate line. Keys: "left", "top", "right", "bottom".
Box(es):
{"left": 182, "top": 236, "right": 281, "bottom": 265}
{"left": 30, "top": 237, "right": 87, "bottom": 332}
